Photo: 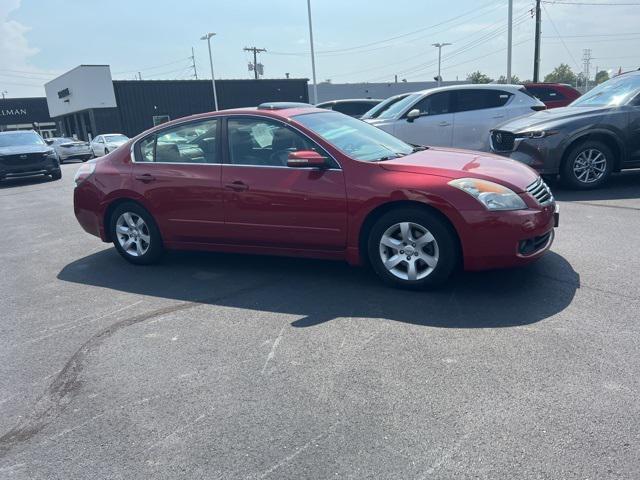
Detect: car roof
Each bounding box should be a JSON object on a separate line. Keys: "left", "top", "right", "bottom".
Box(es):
{"left": 413, "top": 83, "right": 525, "bottom": 95}
{"left": 0, "top": 129, "right": 38, "bottom": 135}
{"left": 318, "top": 98, "right": 382, "bottom": 104}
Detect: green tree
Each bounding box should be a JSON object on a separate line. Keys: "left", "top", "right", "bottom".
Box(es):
{"left": 467, "top": 71, "right": 493, "bottom": 84}
{"left": 496, "top": 74, "right": 522, "bottom": 84}
{"left": 544, "top": 64, "right": 577, "bottom": 84}
{"left": 595, "top": 70, "right": 610, "bottom": 85}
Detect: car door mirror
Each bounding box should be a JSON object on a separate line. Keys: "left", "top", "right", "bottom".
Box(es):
{"left": 45, "top": 139, "right": 54, "bottom": 145}
{"left": 406, "top": 109, "right": 421, "bottom": 122}
{"left": 287, "top": 150, "right": 327, "bottom": 168}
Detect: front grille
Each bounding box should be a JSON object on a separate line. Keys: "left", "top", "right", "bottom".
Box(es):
{"left": 0, "top": 153, "right": 48, "bottom": 167}
{"left": 519, "top": 231, "right": 553, "bottom": 256}
{"left": 491, "top": 130, "right": 515, "bottom": 152}
{"left": 526, "top": 177, "right": 554, "bottom": 205}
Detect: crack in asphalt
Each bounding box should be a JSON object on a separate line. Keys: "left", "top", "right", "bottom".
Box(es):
{"left": 567, "top": 201, "right": 640, "bottom": 212}
{"left": 0, "top": 278, "right": 278, "bottom": 458}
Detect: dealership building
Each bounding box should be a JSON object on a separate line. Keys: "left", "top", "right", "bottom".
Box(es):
{"left": 0, "top": 97, "right": 57, "bottom": 137}
{"left": 44, "top": 65, "right": 309, "bottom": 141}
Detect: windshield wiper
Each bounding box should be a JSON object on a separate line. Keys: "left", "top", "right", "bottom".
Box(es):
{"left": 373, "top": 153, "right": 405, "bottom": 162}
{"left": 411, "top": 145, "right": 429, "bottom": 152}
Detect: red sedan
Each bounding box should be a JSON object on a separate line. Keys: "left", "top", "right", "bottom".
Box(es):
{"left": 73, "top": 103, "right": 558, "bottom": 288}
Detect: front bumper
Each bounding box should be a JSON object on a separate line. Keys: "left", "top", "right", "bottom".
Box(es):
{"left": 0, "top": 161, "right": 60, "bottom": 179}
{"left": 459, "top": 202, "right": 558, "bottom": 271}
{"left": 491, "top": 133, "right": 564, "bottom": 175}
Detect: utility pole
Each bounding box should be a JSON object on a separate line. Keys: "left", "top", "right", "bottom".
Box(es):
{"left": 432, "top": 43, "right": 451, "bottom": 87}
{"left": 244, "top": 46, "right": 267, "bottom": 79}
{"left": 190, "top": 47, "right": 198, "bottom": 79}
{"left": 201, "top": 32, "right": 219, "bottom": 111}
{"left": 533, "top": 0, "right": 542, "bottom": 82}
{"left": 507, "top": 0, "right": 513, "bottom": 83}
{"left": 582, "top": 48, "right": 592, "bottom": 91}
{"left": 307, "top": 0, "right": 318, "bottom": 104}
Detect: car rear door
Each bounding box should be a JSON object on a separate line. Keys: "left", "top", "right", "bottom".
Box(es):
{"left": 393, "top": 92, "right": 454, "bottom": 146}
{"left": 220, "top": 115, "right": 348, "bottom": 250}
{"left": 130, "top": 117, "right": 226, "bottom": 244}
{"left": 452, "top": 89, "right": 513, "bottom": 151}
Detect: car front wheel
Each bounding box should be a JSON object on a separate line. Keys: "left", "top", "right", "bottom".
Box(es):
{"left": 562, "top": 140, "right": 613, "bottom": 189}
{"left": 110, "top": 203, "right": 163, "bottom": 265}
{"left": 367, "top": 208, "right": 458, "bottom": 289}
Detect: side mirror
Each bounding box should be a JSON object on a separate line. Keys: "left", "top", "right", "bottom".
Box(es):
{"left": 45, "top": 139, "right": 54, "bottom": 145}
{"left": 406, "top": 109, "right": 421, "bottom": 122}
{"left": 287, "top": 150, "right": 327, "bottom": 168}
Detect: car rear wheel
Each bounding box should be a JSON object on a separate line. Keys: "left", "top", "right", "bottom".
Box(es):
{"left": 367, "top": 208, "right": 458, "bottom": 289}
{"left": 110, "top": 203, "right": 163, "bottom": 265}
{"left": 561, "top": 140, "right": 613, "bottom": 189}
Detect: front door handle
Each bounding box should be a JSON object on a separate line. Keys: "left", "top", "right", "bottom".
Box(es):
{"left": 438, "top": 121, "right": 451, "bottom": 127}
{"left": 225, "top": 181, "right": 249, "bottom": 192}
{"left": 135, "top": 174, "right": 156, "bottom": 183}
{"left": 492, "top": 114, "right": 505, "bottom": 119}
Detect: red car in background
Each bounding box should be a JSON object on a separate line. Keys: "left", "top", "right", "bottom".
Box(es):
{"left": 524, "top": 83, "right": 581, "bottom": 109}
{"left": 74, "top": 103, "right": 558, "bottom": 289}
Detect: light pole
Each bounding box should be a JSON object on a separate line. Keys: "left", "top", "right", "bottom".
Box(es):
{"left": 432, "top": 43, "right": 451, "bottom": 87}
{"left": 200, "top": 32, "right": 219, "bottom": 111}
{"left": 1, "top": 90, "right": 6, "bottom": 100}
{"left": 306, "top": 0, "right": 318, "bottom": 104}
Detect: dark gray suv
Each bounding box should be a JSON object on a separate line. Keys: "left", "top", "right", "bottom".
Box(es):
{"left": 491, "top": 71, "right": 640, "bottom": 189}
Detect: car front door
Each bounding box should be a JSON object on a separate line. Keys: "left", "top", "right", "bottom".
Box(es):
{"left": 221, "top": 116, "right": 348, "bottom": 250}
{"left": 393, "top": 92, "right": 454, "bottom": 147}
{"left": 452, "top": 89, "right": 513, "bottom": 151}
{"left": 130, "top": 117, "right": 226, "bottom": 244}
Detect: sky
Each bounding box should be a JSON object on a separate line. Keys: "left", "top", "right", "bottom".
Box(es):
{"left": 1, "top": 0, "right": 639, "bottom": 98}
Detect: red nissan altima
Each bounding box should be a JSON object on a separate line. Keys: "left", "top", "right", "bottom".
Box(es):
{"left": 73, "top": 103, "right": 558, "bottom": 288}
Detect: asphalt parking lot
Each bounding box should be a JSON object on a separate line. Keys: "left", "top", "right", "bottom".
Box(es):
{"left": 1, "top": 162, "right": 639, "bottom": 479}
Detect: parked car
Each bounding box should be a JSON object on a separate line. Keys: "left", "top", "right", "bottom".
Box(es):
{"left": 73, "top": 104, "right": 557, "bottom": 289}
{"left": 315, "top": 99, "right": 382, "bottom": 118}
{"left": 0, "top": 130, "right": 61, "bottom": 182}
{"left": 365, "top": 84, "right": 545, "bottom": 151}
{"left": 46, "top": 137, "right": 92, "bottom": 163}
{"left": 361, "top": 93, "right": 411, "bottom": 120}
{"left": 491, "top": 70, "right": 640, "bottom": 189}
{"left": 524, "top": 83, "right": 581, "bottom": 109}
{"left": 90, "top": 134, "right": 129, "bottom": 157}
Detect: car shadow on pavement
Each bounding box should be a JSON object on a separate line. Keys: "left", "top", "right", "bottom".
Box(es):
{"left": 551, "top": 169, "right": 640, "bottom": 202}
{"left": 58, "top": 248, "right": 579, "bottom": 329}
{"left": 0, "top": 176, "right": 55, "bottom": 190}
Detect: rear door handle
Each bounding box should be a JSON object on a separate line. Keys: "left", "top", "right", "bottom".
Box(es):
{"left": 225, "top": 181, "right": 249, "bottom": 192}
{"left": 492, "top": 114, "right": 505, "bottom": 119}
{"left": 438, "top": 121, "right": 451, "bottom": 127}
{"left": 135, "top": 174, "right": 156, "bottom": 183}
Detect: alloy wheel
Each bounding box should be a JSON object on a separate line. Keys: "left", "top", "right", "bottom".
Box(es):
{"left": 378, "top": 221, "right": 439, "bottom": 281}
{"left": 573, "top": 148, "right": 607, "bottom": 184}
{"left": 115, "top": 212, "right": 151, "bottom": 257}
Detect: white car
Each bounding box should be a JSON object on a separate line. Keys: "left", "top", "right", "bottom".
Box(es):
{"left": 90, "top": 134, "right": 130, "bottom": 157}
{"left": 364, "top": 84, "right": 545, "bottom": 152}
{"left": 46, "top": 137, "right": 92, "bottom": 164}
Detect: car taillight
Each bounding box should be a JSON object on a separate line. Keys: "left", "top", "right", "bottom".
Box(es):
{"left": 74, "top": 162, "right": 96, "bottom": 186}
{"left": 531, "top": 105, "right": 546, "bottom": 111}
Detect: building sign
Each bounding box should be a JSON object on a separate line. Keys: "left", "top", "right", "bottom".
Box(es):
{"left": 0, "top": 108, "right": 27, "bottom": 116}
{"left": 57, "top": 88, "right": 71, "bottom": 99}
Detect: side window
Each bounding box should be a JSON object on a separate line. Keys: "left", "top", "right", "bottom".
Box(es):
{"left": 455, "top": 89, "right": 512, "bottom": 112}
{"left": 227, "top": 117, "right": 334, "bottom": 167}
{"left": 136, "top": 118, "right": 218, "bottom": 163}
{"left": 526, "top": 87, "right": 565, "bottom": 102}
{"left": 332, "top": 102, "right": 372, "bottom": 117}
{"left": 411, "top": 92, "right": 451, "bottom": 116}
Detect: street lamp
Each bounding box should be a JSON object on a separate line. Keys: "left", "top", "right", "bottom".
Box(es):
{"left": 200, "top": 32, "right": 219, "bottom": 111}
{"left": 306, "top": 0, "right": 318, "bottom": 104}
{"left": 432, "top": 43, "right": 451, "bottom": 87}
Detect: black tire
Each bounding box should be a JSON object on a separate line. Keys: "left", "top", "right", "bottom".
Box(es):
{"left": 50, "top": 169, "right": 62, "bottom": 181}
{"left": 110, "top": 202, "right": 164, "bottom": 265}
{"left": 367, "top": 207, "right": 458, "bottom": 289}
{"left": 59, "top": 158, "right": 64, "bottom": 165}
{"left": 561, "top": 140, "right": 613, "bottom": 190}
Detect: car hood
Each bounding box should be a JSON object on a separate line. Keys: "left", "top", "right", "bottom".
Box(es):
{"left": 379, "top": 147, "right": 538, "bottom": 193}
{"left": 0, "top": 145, "right": 51, "bottom": 156}
{"left": 496, "top": 105, "right": 616, "bottom": 132}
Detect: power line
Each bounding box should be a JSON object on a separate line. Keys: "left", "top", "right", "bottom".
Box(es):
{"left": 113, "top": 57, "right": 191, "bottom": 75}
{"left": 543, "top": 1, "right": 640, "bottom": 5}
{"left": 542, "top": 3, "right": 582, "bottom": 70}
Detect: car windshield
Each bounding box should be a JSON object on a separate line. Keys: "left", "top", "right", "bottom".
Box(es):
{"left": 373, "top": 93, "right": 423, "bottom": 120}
{"left": 294, "top": 111, "right": 413, "bottom": 161}
{"left": 361, "top": 94, "right": 410, "bottom": 119}
{"left": 571, "top": 74, "right": 640, "bottom": 107}
{"left": 0, "top": 132, "right": 45, "bottom": 147}
{"left": 105, "top": 134, "right": 128, "bottom": 142}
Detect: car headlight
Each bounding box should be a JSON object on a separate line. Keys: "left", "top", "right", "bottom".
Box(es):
{"left": 448, "top": 178, "right": 527, "bottom": 211}
{"left": 515, "top": 130, "right": 557, "bottom": 139}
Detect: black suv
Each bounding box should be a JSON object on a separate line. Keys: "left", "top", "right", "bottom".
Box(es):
{"left": 491, "top": 70, "right": 640, "bottom": 189}
{"left": 0, "top": 130, "right": 61, "bottom": 182}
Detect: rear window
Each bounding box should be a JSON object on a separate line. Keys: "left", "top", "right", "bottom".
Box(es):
{"left": 454, "top": 89, "right": 512, "bottom": 112}
{"left": 526, "top": 86, "right": 566, "bottom": 101}
{"left": 332, "top": 102, "right": 378, "bottom": 117}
